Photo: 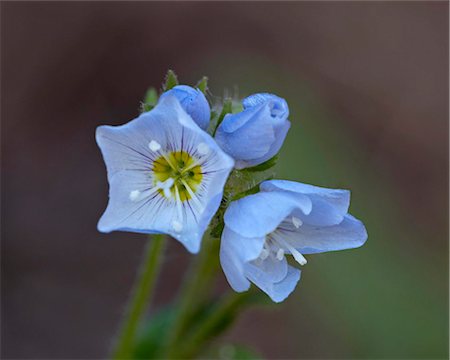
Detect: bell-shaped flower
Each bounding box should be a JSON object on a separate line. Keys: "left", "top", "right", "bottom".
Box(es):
{"left": 96, "top": 95, "right": 234, "bottom": 253}
{"left": 159, "top": 85, "right": 210, "bottom": 130}
{"left": 220, "top": 180, "right": 367, "bottom": 302}
{"left": 214, "top": 93, "right": 290, "bottom": 169}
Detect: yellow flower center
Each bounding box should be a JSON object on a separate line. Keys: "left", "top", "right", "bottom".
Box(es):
{"left": 152, "top": 151, "right": 203, "bottom": 201}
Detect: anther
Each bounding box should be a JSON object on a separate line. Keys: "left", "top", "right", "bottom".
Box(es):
{"left": 171, "top": 219, "right": 183, "bottom": 233}
{"left": 276, "top": 248, "right": 285, "bottom": 261}
{"left": 292, "top": 216, "right": 303, "bottom": 229}
{"left": 197, "top": 142, "right": 210, "bottom": 155}
{"left": 148, "top": 140, "right": 161, "bottom": 152}
{"left": 129, "top": 190, "right": 141, "bottom": 201}
{"left": 259, "top": 248, "right": 269, "bottom": 260}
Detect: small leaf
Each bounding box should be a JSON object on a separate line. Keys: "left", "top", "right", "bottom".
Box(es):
{"left": 140, "top": 87, "right": 158, "bottom": 113}
{"left": 163, "top": 69, "right": 179, "bottom": 91}
{"left": 212, "top": 98, "right": 233, "bottom": 136}
{"left": 196, "top": 76, "right": 208, "bottom": 93}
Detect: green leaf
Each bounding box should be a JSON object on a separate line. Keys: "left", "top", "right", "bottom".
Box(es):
{"left": 132, "top": 307, "right": 175, "bottom": 359}
{"left": 205, "top": 344, "right": 264, "bottom": 360}
{"left": 163, "top": 69, "right": 179, "bottom": 91}
{"left": 140, "top": 87, "right": 158, "bottom": 113}
{"left": 196, "top": 76, "right": 208, "bottom": 93}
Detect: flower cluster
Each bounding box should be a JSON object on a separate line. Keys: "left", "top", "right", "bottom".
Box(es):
{"left": 96, "top": 74, "right": 367, "bottom": 302}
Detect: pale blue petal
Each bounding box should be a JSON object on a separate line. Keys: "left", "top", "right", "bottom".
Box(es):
{"left": 246, "top": 256, "right": 288, "bottom": 284}
{"left": 159, "top": 85, "right": 210, "bottom": 130}
{"left": 270, "top": 267, "right": 301, "bottom": 303}
{"left": 221, "top": 226, "right": 266, "bottom": 263}
{"left": 261, "top": 180, "right": 350, "bottom": 226}
{"left": 215, "top": 104, "right": 275, "bottom": 160}
{"left": 97, "top": 96, "right": 234, "bottom": 253}
{"left": 224, "top": 191, "right": 312, "bottom": 238}
{"left": 220, "top": 226, "right": 252, "bottom": 292}
{"left": 243, "top": 93, "right": 289, "bottom": 119}
{"left": 245, "top": 264, "right": 300, "bottom": 303}
{"left": 279, "top": 214, "right": 368, "bottom": 254}
{"left": 237, "top": 120, "right": 290, "bottom": 168}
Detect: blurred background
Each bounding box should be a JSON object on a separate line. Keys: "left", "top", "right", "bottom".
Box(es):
{"left": 2, "top": 2, "right": 448, "bottom": 359}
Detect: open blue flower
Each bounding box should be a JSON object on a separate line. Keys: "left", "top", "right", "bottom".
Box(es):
{"left": 96, "top": 96, "right": 234, "bottom": 253}
{"left": 159, "top": 85, "right": 210, "bottom": 130}
{"left": 214, "top": 93, "right": 290, "bottom": 169}
{"left": 220, "top": 180, "right": 367, "bottom": 302}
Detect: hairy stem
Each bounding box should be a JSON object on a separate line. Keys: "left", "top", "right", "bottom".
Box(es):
{"left": 112, "top": 234, "right": 166, "bottom": 359}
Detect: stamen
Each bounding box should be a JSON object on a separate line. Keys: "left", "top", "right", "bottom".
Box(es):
{"left": 180, "top": 179, "right": 203, "bottom": 212}
{"left": 271, "top": 232, "right": 307, "bottom": 266}
{"left": 259, "top": 248, "right": 269, "bottom": 260}
{"left": 174, "top": 185, "right": 184, "bottom": 226}
{"left": 156, "top": 178, "right": 174, "bottom": 198}
{"left": 171, "top": 219, "right": 183, "bottom": 233}
{"left": 129, "top": 190, "right": 141, "bottom": 201}
{"left": 276, "top": 248, "right": 285, "bottom": 261}
{"left": 148, "top": 140, "right": 161, "bottom": 152}
{"left": 197, "top": 142, "right": 210, "bottom": 155}
{"left": 292, "top": 216, "right": 303, "bottom": 229}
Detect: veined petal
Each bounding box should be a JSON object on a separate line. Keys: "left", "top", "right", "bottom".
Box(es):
{"left": 245, "top": 264, "right": 300, "bottom": 303}
{"left": 224, "top": 191, "right": 312, "bottom": 238}
{"left": 278, "top": 214, "right": 368, "bottom": 254}
{"left": 261, "top": 180, "right": 350, "bottom": 226}
{"left": 215, "top": 104, "right": 276, "bottom": 160}
{"left": 96, "top": 95, "right": 234, "bottom": 253}
{"left": 220, "top": 226, "right": 252, "bottom": 292}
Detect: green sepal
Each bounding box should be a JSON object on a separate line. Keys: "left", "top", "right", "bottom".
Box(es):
{"left": 163, "top": 69, "right": 179, "bottom": 91}
{"left": 140, "top": 87, "right": 158, "bottom": 113}
{"left": 196, "top": 76, "right": 208, "bottom": 93}
{"left": 212, "top": 98, "right": 233, "bottom": 136}
{"left": 243, "top": 154, "right": 279, "bottom": 172}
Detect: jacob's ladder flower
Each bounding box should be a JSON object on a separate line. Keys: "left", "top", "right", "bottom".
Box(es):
{"left": 220, "top": 180, "right": 367, "bottom": 302}
{"left": 159, "top": 85, "right": 211, "bottom": 130}
{"left": 215, "top": 93, "right": 290, "bottom": 169}
{"left": 96, "top": 96, "right": 234, "bottom": 253}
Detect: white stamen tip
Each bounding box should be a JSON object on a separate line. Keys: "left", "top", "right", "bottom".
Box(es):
{"left": 148, "top": 140, "right": 161, "bottom": 152}
{"left": 259, "top": 248, "right": 269, "bottom": 260}
{"left": 129, "top": 190, "right": 141, "bottom": 201}
{"left": 292, "top": 216, "right": 303, "bottom": 229}
{"left": 276, "top": 248, "right": 285, "bottom": 261}
{"left": 197, "top": 142, "right": 210, "bottom": 155}
{"left": 172, "top": 220, "right": 183, "bottom": 233}
{"left": 292, "top": 251, "right": 308, "bottom": 266}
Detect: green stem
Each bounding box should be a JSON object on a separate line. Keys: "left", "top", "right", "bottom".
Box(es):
{"left": 179, "top": 291, "right": 253, "bottom": 358}
{"left": 112, "top": 234, "right": 166, "bottom": 360}
{"left": 162, "top": 236, "right": 220, "bottom": 358}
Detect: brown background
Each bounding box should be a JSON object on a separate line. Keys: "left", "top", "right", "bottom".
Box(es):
{"left": 2, "top": 2, "right": 448, "bottom": 359}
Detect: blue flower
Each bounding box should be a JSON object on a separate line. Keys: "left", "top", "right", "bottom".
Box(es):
{"left": 220, "top": 180, "right": 367, "bottom": 302}
{"left": 96, "top": 95, "right": 234, "bottom": 253}
{"left": 159, "top": 85, "right": 210, "bottom": 130}
{"left": 214, "top": 93, "right": 290, "bottom": 169}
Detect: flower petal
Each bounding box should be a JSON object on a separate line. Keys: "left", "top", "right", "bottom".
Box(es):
{"left": 224, "top": 191, "right": 312, "bottom": 238}
{"left": 97, "top": 95, "right": 234, "bottom": 253}
{"left": 261, "top": 180, "right": 350, "bottom": 226}
{"left": 220, "top": 226, "right": 255, "bottom": 292}
{"left": 279, "top": 214, "right": 368, "bottom": 254}
{"left": 245, "top": 264, "right": 301, "bottom": 303}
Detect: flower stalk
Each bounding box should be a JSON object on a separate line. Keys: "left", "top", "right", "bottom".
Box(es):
{"left": 112, "top": 234, "right": 166, "bottom": 360}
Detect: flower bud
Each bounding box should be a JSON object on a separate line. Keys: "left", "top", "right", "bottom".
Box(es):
{"left": 160, "top": 85, "right": 210, "bottom": 130}
{"left": 214, "top": 93, "right": 290, "bottom": 169}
